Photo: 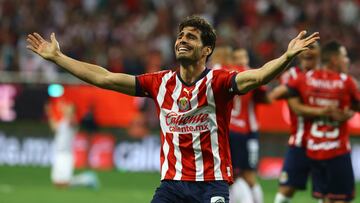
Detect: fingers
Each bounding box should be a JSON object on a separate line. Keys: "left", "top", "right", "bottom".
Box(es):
{"left": 295, "top": 30, "right": 307, "bottom": 39}
{"left": 33, "top": 32, "right": 45, "bottom": 42}
{"left": 304, "top": 32, "right": 319, "bottom": 41}
{"left": 26, "top": 37, "right": 39, "bottom": 49}
{"left": 27, "top": 34, "right": 40, "bottom": 47}
{"left": 26, "top": 45, "right": 37, "bottom": 53}
{"left": 50, "top": 32, "right": 57, "bottom": 43}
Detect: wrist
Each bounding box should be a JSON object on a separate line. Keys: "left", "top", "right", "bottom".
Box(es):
{"left": 50, "top": 51, "right": 63, "bottom": 62}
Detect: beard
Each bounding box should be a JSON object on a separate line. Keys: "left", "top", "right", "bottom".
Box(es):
{"left": 175, "top": 48, "right": 202, "bottom": 65}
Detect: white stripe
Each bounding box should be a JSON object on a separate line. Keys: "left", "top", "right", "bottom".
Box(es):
{"left": 171, "top": 76, "right": 183, "bottom": 180}
{"left": 172, "top": 132, "right": 182, "bottom": 180}
{"left": 205, "top": 70, "right": 223, "bottom": 180}
{"left": 157, "top": 71, "right": 176, "bottom": 180}
{"left": 289, "top": 67, "right": 298, "bottom": 79}
{"left": 189, "top": 77, "right": 204, "bottom": 109}
{"left": 192, "top": 132, "right": 204, "bottom": 181}
{"left": 248, "top": 99, "right": 259, "bottom": 132}
{"left": 294, "top": 116, "right": 304, "bottom": 147}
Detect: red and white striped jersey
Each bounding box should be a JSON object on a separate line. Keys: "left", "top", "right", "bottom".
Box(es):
{"left": 288, "top": 69, "right": 360, "bottom": 160}
{"left": 280, "top": 66, "right": 307, "bottom": 147}
{"left": 136, "top": 68, "right": 238, "bottom": 183}
{"left": 229, "top": 66, "right": 267, "bottom": 134}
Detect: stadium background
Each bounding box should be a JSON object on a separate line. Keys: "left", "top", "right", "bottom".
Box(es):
{"left": 1, "top": 0, "right": 360, "bottom": 202}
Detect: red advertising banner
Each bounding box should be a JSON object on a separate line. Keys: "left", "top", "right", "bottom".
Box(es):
{"left": 62, "top": 85, "right": 138, "bottom": 127}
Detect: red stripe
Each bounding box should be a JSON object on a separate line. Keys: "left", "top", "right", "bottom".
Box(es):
{"left": 179, "top": 133, "right": 196, "bottom": 180}
{"left": 200, "top": 131, "right": 215, "bottom": 180}
{"left": 161, "top": 74, "right": 177, "bottom": 109}
{"left": 164, "top": 133, "right": 176, "bottom": 179}
{"left": 197, "top": 77, "right": 208, "bottom": 107}
{"left": 212, "top": 71, "right": 234, "bottom": 182}
{"left": 160, "top": 132, "right": 165, "bottom": 173}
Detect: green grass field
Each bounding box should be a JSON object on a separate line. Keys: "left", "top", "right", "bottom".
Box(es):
{"left": 0, "top": 166, "right": 358, "bottom": 203}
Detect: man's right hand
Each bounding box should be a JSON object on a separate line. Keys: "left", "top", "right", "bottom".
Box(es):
{"left": 26, "top": 32, "right": 61, "bottom": 61}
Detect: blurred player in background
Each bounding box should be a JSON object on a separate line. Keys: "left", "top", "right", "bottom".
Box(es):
{"left": 229, "top": 48, "right": 269, "bottom": 203}
{"left": 26, "top": 15, "right": 319, "bottom": 202}
{"left": 286, "top": 41, "right": 360, "bottom": 203}
{"left": 272, "top": 42, "right": 322, "bottom": 203}
{"left": 47, "top": 97, "right": 99, "bottom": 189}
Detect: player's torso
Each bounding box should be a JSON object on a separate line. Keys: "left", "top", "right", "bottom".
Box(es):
{"left": 154, "top": 69, "right": 234, "bottom": 182}
{"left": 300, "top": 70, "right": 352, "bottom": 159}
{"left": 229, "top": 92, "right": 258, "bottom": 134}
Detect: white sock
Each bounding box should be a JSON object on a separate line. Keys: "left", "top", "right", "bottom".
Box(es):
{"left": 274, "top": 192, "right": 291, "bottom": 203}
{"left": 230, "top": 178, "right": 254, "bottom": 203}
{"left": 252, "top": 184, "right": 263, "bottom": 203}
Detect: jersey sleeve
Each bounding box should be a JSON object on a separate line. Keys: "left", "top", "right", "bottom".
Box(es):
{"left": 347, "top": 76, "right": 360, "bottom": 105}
{"left": 135, "top": 70, "right": 169, "bottom": 98}
{"left": 286, "top": 74, "right": 302, "bottom": 97}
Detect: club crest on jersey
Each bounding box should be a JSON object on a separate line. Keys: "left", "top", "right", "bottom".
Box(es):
{"left": 178, "top": 97, "right": 190, "bottom": 111}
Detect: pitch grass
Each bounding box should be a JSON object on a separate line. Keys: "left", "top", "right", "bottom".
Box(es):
{"left": 0, "top": 166, "right": 358, "bottom": 203}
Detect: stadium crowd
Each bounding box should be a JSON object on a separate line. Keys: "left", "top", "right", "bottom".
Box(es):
{"left": 1, "top": 0, "right": 360, "bottom": 81}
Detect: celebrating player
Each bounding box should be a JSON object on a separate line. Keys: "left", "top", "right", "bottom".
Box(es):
{"left": 26, "top": 15, "right": 319, "bottom": 203}
{"left": 286, "top": 41, "right": 360, "bottom": 203}
{"left": 272, "top": 42, "right": 322, "bottom": 203}
{"left": 229, "top": 48, "right": 269, "bottom": 203}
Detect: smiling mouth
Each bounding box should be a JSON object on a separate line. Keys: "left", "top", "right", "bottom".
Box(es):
{"left": 177, "top": 45, "right": 192, "bottom": 54}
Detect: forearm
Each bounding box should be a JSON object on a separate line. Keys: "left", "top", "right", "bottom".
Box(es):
{"left": 257, "top": 53, "right": 293, "bottom": 85}
{"left": 236, "top": 53, "right": 293, "bottom": 93}
{"left": 52, "top": 53, "right": 110, "bottom": 86}
{"left": 51, "top": 53, "right": 136, "bottom": 95}
{"left": 288, "top": 97, "right": 327, "bottom": 117}
{"left": 268, "top": 85, "right": 289, "bottom": 101}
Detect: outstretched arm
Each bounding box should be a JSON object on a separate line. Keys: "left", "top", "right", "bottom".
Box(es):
{"left": 235, "top": 31, "right": 319, "bottom": 94}
{"left": 26, "top": 33, "right": 136, "bottom": 95}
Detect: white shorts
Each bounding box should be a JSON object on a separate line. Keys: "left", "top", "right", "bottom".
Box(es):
{"left": 51, "top": 152, "right": 74, "bottom": 184}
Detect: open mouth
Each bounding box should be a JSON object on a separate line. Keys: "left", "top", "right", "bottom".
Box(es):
{"left": 177, "top": 45, "right": 192, "bottom": 54}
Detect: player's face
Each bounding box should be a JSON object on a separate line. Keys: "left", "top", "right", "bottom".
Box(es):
{"left": 175, "top": 26, "right": 209, "bottom": 63}
{"left": 338, "top": 46, "right": 350, "bottom": 73}
{"left": 299, "top": 45, "right": 320, "bottom": 71}
{"left": 232, "top": 49, "right": 249, "bottom": 67}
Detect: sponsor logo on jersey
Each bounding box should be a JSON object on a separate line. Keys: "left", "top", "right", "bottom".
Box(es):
{"left": 164, "top": 111, "right": 210, "bottom": 133}
{"left": 307, "top": 78, "right": 344, "bottom": 89}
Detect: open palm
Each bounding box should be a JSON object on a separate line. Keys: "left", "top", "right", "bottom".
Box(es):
{"left": 286, "top": 31, "right": 320, "bottom": 58}
{"left": 26, "top": 33, "right": 60, "bottom": 60}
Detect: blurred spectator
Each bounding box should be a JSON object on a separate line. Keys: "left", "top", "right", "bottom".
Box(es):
{"left": 0, "top": 0, "right": 360, "bottom": 81}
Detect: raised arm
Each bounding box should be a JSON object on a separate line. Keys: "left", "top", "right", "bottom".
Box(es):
{"left": 26, "top": 33, "right": 136, "bottom": 96}
{"left": 235, "top": 31, "right": 319, "bottom": 94}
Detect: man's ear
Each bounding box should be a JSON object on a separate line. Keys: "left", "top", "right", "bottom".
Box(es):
{"left": 204, "top": 46, "right": 212, "bottom": 57}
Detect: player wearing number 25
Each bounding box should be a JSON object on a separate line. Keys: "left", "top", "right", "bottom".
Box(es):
{"left": 287, "top": 41, "right": 360, "bottom": 202}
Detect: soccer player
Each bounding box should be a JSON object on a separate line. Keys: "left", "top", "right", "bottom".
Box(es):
{"left": 272, "top": 42, "right": 323, "bottom": 203}
{"left": 26, "top": 16, "right": 319, "bottom": 203}
{"left": 286, "top": 41, "right": 360, "bottom": 203}
{"left": 229, "top": 48, "right": 269, "bottom": 203}
{"left": 47, "top": 99, "right": 99, "bottom": 189}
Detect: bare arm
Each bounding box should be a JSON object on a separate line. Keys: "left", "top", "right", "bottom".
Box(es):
{"left": 287, "top": 97, "right": 331, "bottom": 117}
{"left": 26, "top": 33, "right": 136, "bottom": 95}
{"left": 288, "top": 97, "right": 354, "bottom": 122}
{"left": 235, "top": 31, "right": 319, "bottom": 94}
{"left": 268, "top": 85, "right": 289, "bottom": 102}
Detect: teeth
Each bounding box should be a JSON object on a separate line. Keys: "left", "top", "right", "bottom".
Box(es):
{"left": 179, "top": 47, "right": 188, "bottom": 51}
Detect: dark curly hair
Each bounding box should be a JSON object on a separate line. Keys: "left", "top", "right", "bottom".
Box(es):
{"left": 178, "top": 16, "right": 217, "bottom": 61}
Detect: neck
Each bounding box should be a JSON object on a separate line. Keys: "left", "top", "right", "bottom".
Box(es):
{"left": 324, "top": 64, "right": 338, "bottom": 72}
{"left": 179, "top": 59, "right": 206, "bottom": 84}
